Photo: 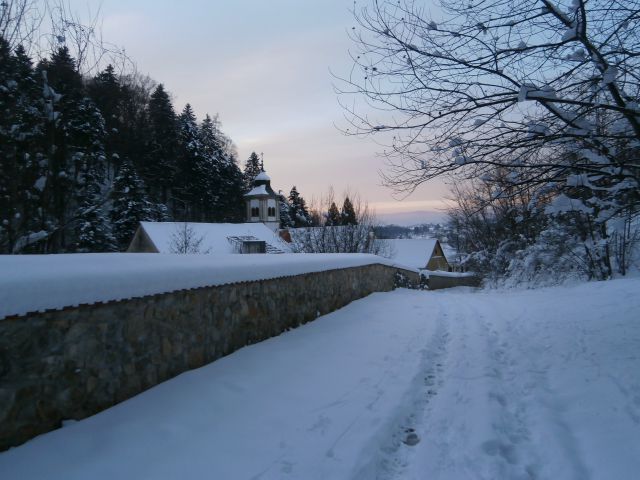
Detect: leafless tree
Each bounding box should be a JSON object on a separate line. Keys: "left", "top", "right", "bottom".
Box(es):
{"left": 0, "top": 0, "right": 44, "bottom": 50}
{"left": 339, "top": 0, "right": 640, "bottom": 220}
{"left": 290, "top": 189, "right": 393, "bottom": 256}
{"left": 609, "top": 210, "right": 640, "bottom": 275}
{"left": 1, "top": 0, "right": 133, "bottom": 75}
{"left": 169, "top": 223, "right": 208, "bottom": 254}
{"left": 45, "top": 1, "right": 133, "bottom": 76}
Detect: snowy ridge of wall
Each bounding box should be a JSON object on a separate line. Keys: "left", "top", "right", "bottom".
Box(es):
{"left": 0, "top": 253, "right": 413, "bottom": 320}
{"left": 0, "top": 262, "right": 418, "bottom": 451}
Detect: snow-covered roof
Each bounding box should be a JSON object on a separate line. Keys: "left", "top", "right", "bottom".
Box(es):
{"left": 0, "top": 253, "right": 406, "bottom": 319}
{"left": 244, "top": 185, "right": 273, "bottom": 197}
{"left": 255, "top": 171, "right": 270, "bottom": 181}
{"left": 384, "top": 238, "right": 439, "bottom": 270}
{"left": 139, "top": 222, "right": 290, "bottom": 254}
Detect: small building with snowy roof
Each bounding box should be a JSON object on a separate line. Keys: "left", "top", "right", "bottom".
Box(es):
{"left": 244, "top": 170, "right": 280, "bottom": 232}
{"left": 128, "top": 169, "right": 290, "bottom": 254}
{"left": 384, "top": 238, "right": 450, "bottom": 271}
{"left": 128, "top": 221, "right": 291, "bottom": 254}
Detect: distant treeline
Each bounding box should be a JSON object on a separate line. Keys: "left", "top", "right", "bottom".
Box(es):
{"left": 374, "top": 223, "right": 445, "bottom": 239}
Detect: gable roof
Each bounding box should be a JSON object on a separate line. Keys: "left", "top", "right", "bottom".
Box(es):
{"left": 138, "top": 222, "right": 291, "bottom": 254}
{"left": 384, "top": 238, "right": 441, "bottom": 269}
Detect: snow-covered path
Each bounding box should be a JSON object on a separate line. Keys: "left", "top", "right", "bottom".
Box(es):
{"left": 392, "top": 281, "right": 640, "bottom": 480}
{"left": 1, "top": 278, "right": 639, "bottom": 479}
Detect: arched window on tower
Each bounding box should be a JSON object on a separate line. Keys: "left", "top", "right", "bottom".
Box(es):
{"left": 267, "top": 199, "right": 276, "bottom": 219}
{"left": 250, "top": 199, "right": 260, "bottom": 219}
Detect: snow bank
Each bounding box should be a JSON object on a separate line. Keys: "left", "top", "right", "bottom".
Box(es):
{"left": 0, "top": 253, "right": 409, "bottom": 319}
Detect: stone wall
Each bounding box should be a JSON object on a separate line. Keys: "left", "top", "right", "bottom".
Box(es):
{"left": 426, "top": 272, "right": 481, "bottom": 290}
{"left": 0, "top": 263, "right": 418, "bottom": 451}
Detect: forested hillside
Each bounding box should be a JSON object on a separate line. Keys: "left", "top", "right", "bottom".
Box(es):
{"left": 0, "top": 39, "right": 247, "bottom": 253}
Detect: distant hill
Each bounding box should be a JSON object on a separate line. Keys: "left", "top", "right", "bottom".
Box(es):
{"left": 374, "top": 223, "right": 447, "bottom": 240}
{"left": 377, "top": 210, "right": 447, "bottom": 226}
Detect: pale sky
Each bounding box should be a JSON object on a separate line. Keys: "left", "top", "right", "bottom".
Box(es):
{"left": 73, "top": 0, "right": 449, "bottom": 224}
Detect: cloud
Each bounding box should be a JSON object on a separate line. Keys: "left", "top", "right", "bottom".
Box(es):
{"left": 92, "top": 1, "right": 449, "bottom": 217}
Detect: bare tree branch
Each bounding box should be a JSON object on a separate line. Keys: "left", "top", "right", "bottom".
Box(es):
{"left": 337, "top": 0, "right": 640, "bottom": 219}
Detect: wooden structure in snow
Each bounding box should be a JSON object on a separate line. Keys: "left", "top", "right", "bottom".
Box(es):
{"left": 385, "top": 238, "right": 451, "bottom": 271}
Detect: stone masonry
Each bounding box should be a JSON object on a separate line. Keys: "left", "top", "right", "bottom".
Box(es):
{"left": 0, "top": 263, "right": 418, "bottom": 451}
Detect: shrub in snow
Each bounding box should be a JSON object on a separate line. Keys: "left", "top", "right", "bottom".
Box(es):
{"left": 392, "top": 271, "right": 429, "bottom": 290}
{"left": 169, "top": 223, "right": 209, "bottom": 254}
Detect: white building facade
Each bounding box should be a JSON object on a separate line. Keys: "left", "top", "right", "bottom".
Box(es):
{"left": 244, "top": 171, "right": 280, "bottom": 232}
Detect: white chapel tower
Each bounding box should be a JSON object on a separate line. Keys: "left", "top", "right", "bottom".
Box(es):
{"left": 244, "top": 170, "right": 280, "bottom": 232}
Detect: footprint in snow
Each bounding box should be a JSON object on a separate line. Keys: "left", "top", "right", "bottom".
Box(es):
{"left": 280, "top": 461, "right": 294, "bottom": 474}
{"left": 402, "top": 428, "right": 420, "bottom": 446}
{"left": 481, "top": 439, "right": 518, "bottom": 465}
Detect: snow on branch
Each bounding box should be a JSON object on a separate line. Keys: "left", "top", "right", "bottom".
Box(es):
{"left": 337, "top": 0, "right": 639, "bottom": 222}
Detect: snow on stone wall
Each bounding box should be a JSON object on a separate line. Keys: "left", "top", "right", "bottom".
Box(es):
{"left": 0, "top": 262, "right": 418, "bottom": 450}
{"left": 0, "top": 253, "right": 412, "bottom": 320}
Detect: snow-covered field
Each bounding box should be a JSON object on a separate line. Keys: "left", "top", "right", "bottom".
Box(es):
{"left": 1, "top": 278, "right": 639, "bottom": 479}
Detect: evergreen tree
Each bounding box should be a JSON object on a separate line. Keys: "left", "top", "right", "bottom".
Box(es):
{"left": 341, "top": 196, "right": 358, "bottom": 225}
{"left": 326, "top": 202, "right": 341, "bottom": 226}
{"left": 216, "top": 161, "right": 245, "bottom": 222}
{"left": 288, "top": 186, "right": 311, "bottom": 227}
{"left": 0, "top": 39, "right": 47, "bottom": 253}
{"left": 197, "top": 114, "right": 223, "bottom": 221}
{"left": 74, "top": 165, "right": 116, "bottom": 252}
{"left": 200, "top": 114, "right": 227, "bottom": 163}
{"left": 194, "top": 113, "right": 245, "bottom": 222}
{"left": 88, "top": 64, "right": 125, "bottom": 173}
{"left": 110, "top": 161, "right": 154, "bottom": 249}
{"left": 243, "top": 151, "right": 262, "bottom": 190}
{"left": 117, "top": 74, "right": 153, "bottom": 181}
{"left": 278, "top": 193, "right": 294, "bottom": 228}
{"left": 175, "top": 103, "right": 204, "bottom": 220}
{"left": 68, "top": 97, "right": 113, "bottom": 252}
{"left": 145, "top": 84, "right": 177, "bottom": 205}
{"left": 0, "top": 37, "right": 21, "bottom": 251}
{"left": 39, "top": 46, "right": 82, "bottom": 95}
{"left": 36, "top": 46, "right": 86, "bottom": 252}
